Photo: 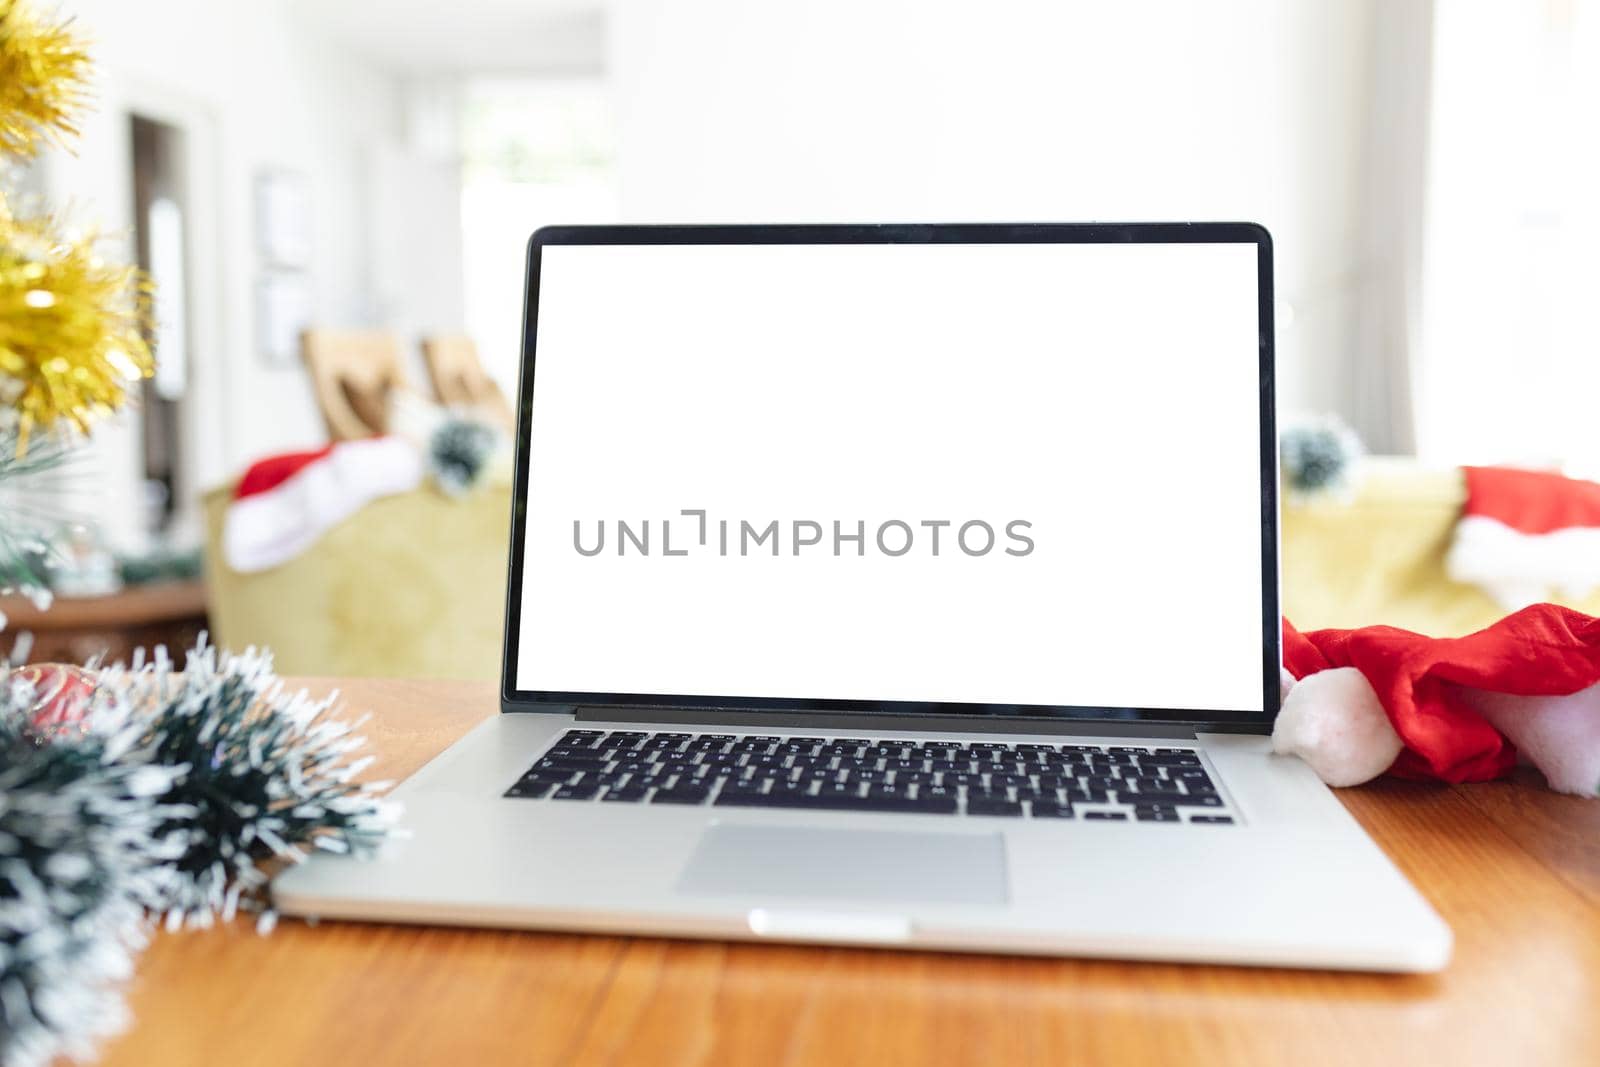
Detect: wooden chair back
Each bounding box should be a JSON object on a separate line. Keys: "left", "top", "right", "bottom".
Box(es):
{"left": 300, "top": 329, "right": 410, "bottom": 440}
{"left": 420, "top": 335, "right": 515, "bottom": 431}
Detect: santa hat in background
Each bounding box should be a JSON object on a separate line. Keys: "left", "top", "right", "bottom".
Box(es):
{"left": 223, "top": 436, "right": 423, "bottom": 574}
{"left": 1445, "top": 465, "right": 1600, "bottom": 610}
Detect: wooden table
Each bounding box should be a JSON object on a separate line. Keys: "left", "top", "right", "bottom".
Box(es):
{"left": 101, "top": 679, "right": 1600, "bottom": 1067}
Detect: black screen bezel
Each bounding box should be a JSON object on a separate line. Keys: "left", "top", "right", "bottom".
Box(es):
{"left": 499, "top": 222, "right": 1279, "bottom": 732}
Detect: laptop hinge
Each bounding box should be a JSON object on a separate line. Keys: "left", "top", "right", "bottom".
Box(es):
{"left": 572, "top": 705, "right": 1201, "bottom": 739}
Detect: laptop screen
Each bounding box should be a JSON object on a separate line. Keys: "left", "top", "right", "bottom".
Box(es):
{"left": 508, "top": 227, "right": 1275, "bottom": 723}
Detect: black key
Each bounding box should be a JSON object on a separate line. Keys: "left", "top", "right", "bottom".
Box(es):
{"left": 918, "top": 741, "right": 962, "bottom": 748}
{"left": 1142, "top": 753, "right": 1203, "bottom": 767}
{"left": 551, "top": 783, "right": 600, "bottom": 801}
{"left": 966, "top": 797, "right": 1024, "bottom": 817}
{"left": 601, "top": 788, "right": 648, "bottom": 803}
{"left": 1081, "top": 775, "right": 1123, "bottom": 792}
{"left": 1015, "top": 743, "right": 1055, "bottom": 752}
{"left": 1030, "top": 800, "right": 1075, "bottom": 818}
{"left": 651, "top": 787, "right": 710, "bottom": 805}
{"left": 1059, "top": 745, "right": 1106, "bottom": 753}
{"left": 918, "top": 784, "right": 956, "bottom": 802}
{"left": 1130, "top": 780, "right": 1183, "bottom": 796}
{"left": 1110, "top": 746, "right": 1149, "bottom": 754}
{"left": 1162, "top": 794, "right": 1225, "bottom": 807}
{"left": 993, "top": 773, "right": 1034, "bottom": 788}
{"left": 1183, "top": 779, "right": 1219, "bottom": 795}
{"left": 535, "top": 755, "right": 608, "bottom": 772}
{"left": 785, "top": 737, "right": 825, "bottom": 744}
{"left": 1063, "top": 788, "right": 1110, "bottom": 804}
{"left": 1190, "top": 815, "right": 1235, "bottom": 824}
{"left": 1133, "top": 804, "right": 1178, "bottom": 816}
{"left": 967, "top": 742, "right": 1010, "bottom": 751}
{"left": 505, "top": 781, "right": 555, "bottom": 799}
{"left": 1135, "top": 810, "right": 1181, "bottom": 822}
{"left": 1083, "top": 811, "right": 1128, "bottom": 821}
{"left": 1153, "top": 747, "right": 1194, "bottom": 754}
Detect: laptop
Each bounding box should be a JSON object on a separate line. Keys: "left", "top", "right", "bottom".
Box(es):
{"left": 276, "top": 222, "right": 1451, "bottom": 972}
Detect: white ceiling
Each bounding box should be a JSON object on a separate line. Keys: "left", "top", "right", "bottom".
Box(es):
{"left": 292, "top": 0, "right": 605, "bottom": 76}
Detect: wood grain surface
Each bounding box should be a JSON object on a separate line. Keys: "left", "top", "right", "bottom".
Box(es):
{"left": 97, "top": 678, "right": 1600, "bottom": 1067}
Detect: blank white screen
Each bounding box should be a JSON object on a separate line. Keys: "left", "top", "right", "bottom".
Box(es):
{"left": 517, "top": 241, "right": 1265, "bottom": 713}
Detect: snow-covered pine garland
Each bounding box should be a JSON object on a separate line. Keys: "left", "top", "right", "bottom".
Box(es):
{"left": 0, "top": 641, "right": 397, "bottom": 1067}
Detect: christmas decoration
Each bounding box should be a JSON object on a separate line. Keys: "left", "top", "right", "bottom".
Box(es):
{"left": 1279, "top": 414, "right": 1361, "bottom": 496}
{"left": 1445, "top": 465, "right": 1600, "bottom": 611}
{"left": 1, "top": 0, "right": 151, "bottom": 607}
{"left": 0, "top": 0, "right": 91, "bottom": 161}
{"left": 7, "top": 661, "right": 95, "bottom": 733}
{"left": 106, "top": 641, "right": 398, "bottom": 928}
{"left": 1275, "top": 605, "right": 1600, "bottom": 795}
{"left": 428, "top": 415, "right": 498, "bottom": 496}
{"left": 0, "top": 645, "right": 397, "bottom": 1067}
{"left": 0, "top": 424, "right": 73, "bottom": 600}
{"left": 0, "top": 671, "right": 184, "bottom": 1067}
{"left": 222, "top": 436, "right": 423, "bottom": 573}
{"left": 0, "top": 200, "right": 155, "bottom": 453}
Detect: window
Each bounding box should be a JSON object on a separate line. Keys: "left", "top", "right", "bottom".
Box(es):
{"left": 459, "top": 78, "right": 619, "bottom": 393}
{"left": 1417, "top": 1, "right": 1600, "bottom": 473}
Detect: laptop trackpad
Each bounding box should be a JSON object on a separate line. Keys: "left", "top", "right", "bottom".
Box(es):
{"left": 675, "top": 824, "right": 1009, "bottom": 907}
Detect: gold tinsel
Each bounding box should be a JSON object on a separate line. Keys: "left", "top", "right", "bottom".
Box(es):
{"left": 0, "top": 195, "right": 155, "bottom": 453}
{"left": 0, "top": 0, "right": 93, "bottom": 160}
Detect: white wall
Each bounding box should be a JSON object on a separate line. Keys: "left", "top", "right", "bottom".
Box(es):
{"left": 39, "top": 0, "right": 404, "bottom": 547}
{"left": 610, "top": 0, "right": 1379, "bottom": 422}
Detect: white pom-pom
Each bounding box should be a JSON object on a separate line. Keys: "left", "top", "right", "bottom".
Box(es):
{"left": 1272, "top": 667, "right": 1403, "bottom": 787}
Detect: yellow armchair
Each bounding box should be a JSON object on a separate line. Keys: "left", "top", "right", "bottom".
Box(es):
{"left": 201, "top": 484, "right": 511, "bottom": 679}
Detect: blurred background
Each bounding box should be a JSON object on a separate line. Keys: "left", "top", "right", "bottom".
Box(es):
{"left": 5, "top": 0, "right": 1599, "bottom": 677}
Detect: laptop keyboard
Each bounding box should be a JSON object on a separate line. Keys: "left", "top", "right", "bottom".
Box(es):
{"left": 504, "top": 730, "right": 1236, "bottom": 824}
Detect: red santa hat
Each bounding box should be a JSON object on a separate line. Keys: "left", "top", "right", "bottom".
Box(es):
{"left": 223, "top": 436, "right": 423, "bottom": 574}
{"left": 1445, "top": 466, "right": 1600, "bottom": 610}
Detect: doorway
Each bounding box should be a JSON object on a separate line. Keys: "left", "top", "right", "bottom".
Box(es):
{"left": 129, "top": 114, "right": 191, "bottom": 537}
